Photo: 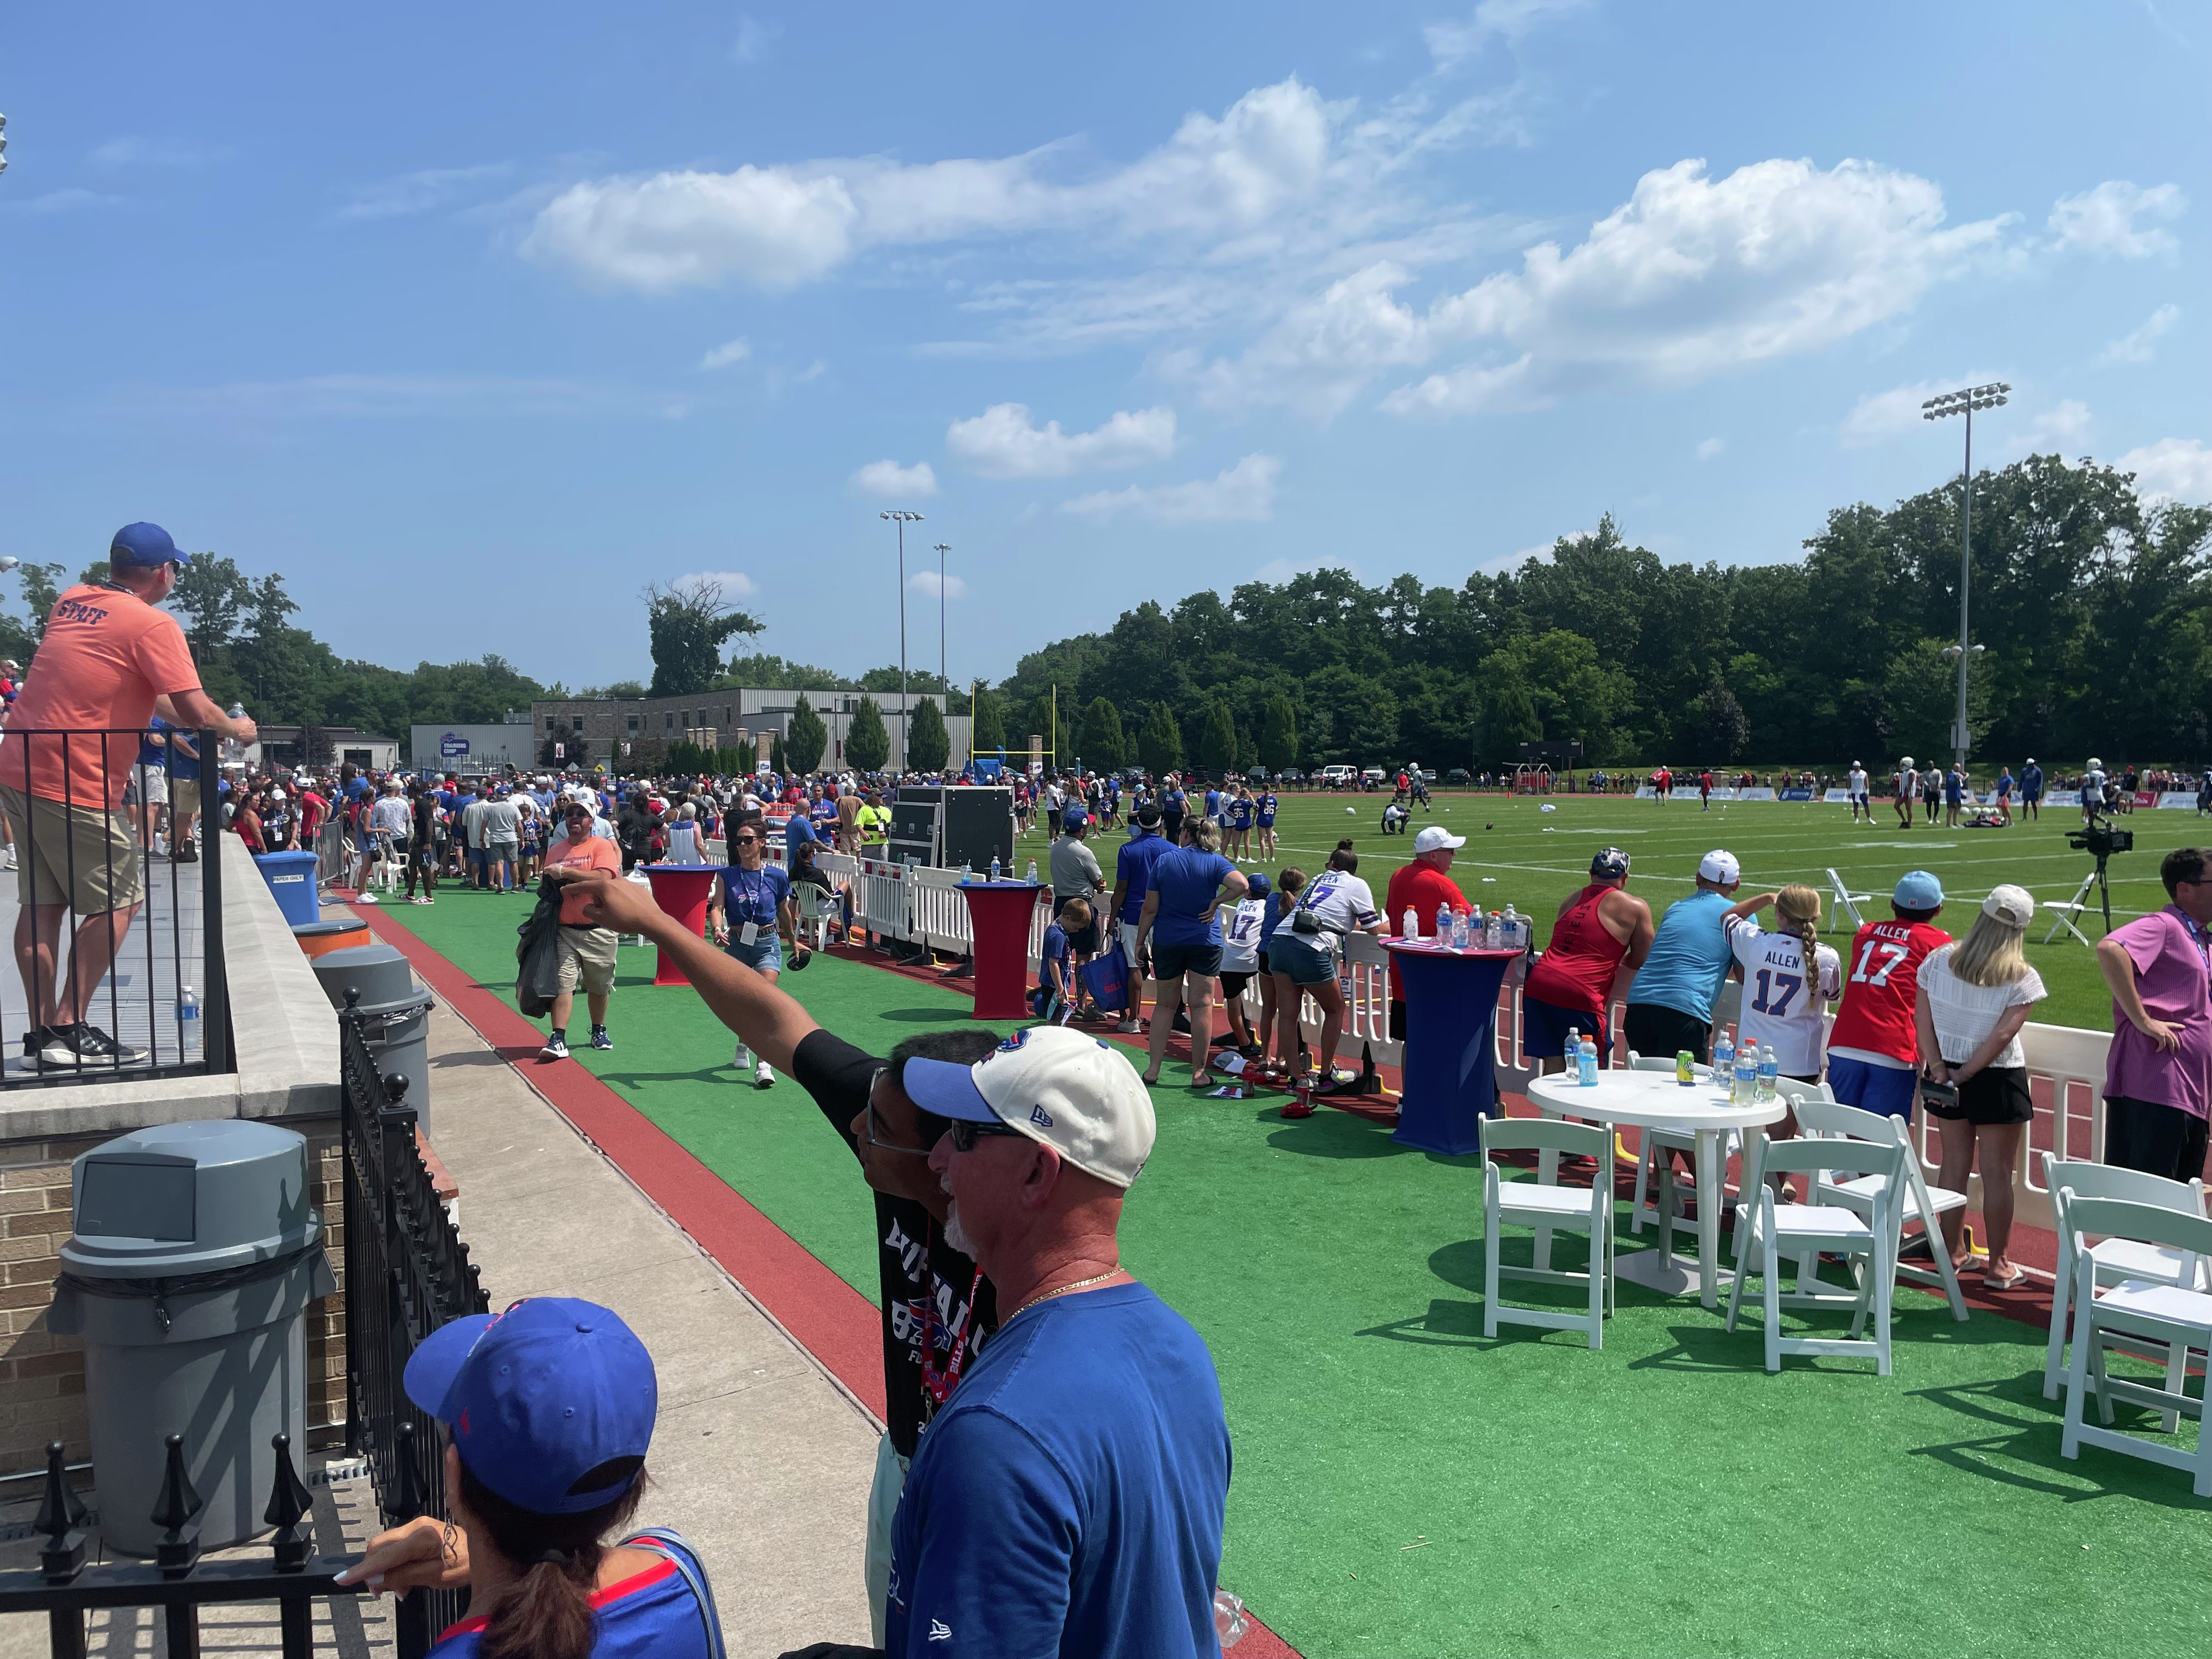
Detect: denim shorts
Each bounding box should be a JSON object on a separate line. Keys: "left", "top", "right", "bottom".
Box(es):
{"left": 1266, "top": 932, "right": 1337, "bottom": 987}
{"left": 726, "top": 933, "right": 784, "bottom": 975}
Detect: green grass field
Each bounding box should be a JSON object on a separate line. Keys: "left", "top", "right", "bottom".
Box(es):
{"left": 375, "top": 884, "right": 2209, "bottom": 1658}
{"left": 1073, "top": 789, "right": 2208, "bottom": 1030}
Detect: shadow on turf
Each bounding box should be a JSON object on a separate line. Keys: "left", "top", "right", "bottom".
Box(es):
{"left": 1258, "top": 1102, "right": 1480, "bottom": 1165}
{"left": 1905, "top": 1373, "right": 2212, "bottom": 1511}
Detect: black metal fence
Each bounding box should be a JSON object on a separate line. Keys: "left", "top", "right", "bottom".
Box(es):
{"left": 340, "top": 994, "right": 487, "bottom": 1657}
{"left": 0, "top": 727, "right": 231, "bottom": 1087}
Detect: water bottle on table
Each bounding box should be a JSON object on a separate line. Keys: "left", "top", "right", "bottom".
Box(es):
{"left": 1733, "top": 1045, "right": 1757, "bottom": 1105}
{"left": 1026, "top": 858, "right": 1039, "bottom": 883}
{"left": 1577, "top": 1034, "right": 1599, "bottom": 1087}
{"left": 989, "top": 854, "right": 1001, "bottom": 881}
{"left": 1402, "top": 905, "right": 1420, "bottom": 941}
{"left": 1451, "top": 908, "right": 1470, "bottom": 950}
{"left": 1756, "top": 1045, "right": 1778, "bottom": 1104}
{"left": 1712, "top": 1032, "right": 1734, "bottom": 1088}
{"left": 1484, "top": 908, "right": 1503, "bottom": 950}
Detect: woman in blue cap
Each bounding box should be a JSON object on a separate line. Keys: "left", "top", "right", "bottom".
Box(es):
{"left": 337, "top": 1297, "right": 723, "bottom": 1659}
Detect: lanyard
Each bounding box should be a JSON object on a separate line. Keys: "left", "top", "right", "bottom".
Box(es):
{"left": 727, "top": 866, "right": 774, "bottom": 921}
{"left": 2175, "top": 907, "right": 2211, "bottom": 977}
{"left": 921, "top": 1264, "right": 984, "bottom": 1408}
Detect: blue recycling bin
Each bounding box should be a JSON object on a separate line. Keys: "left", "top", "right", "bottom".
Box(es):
{"left": 252, "top": 851, "right": 321, "bottom": 927}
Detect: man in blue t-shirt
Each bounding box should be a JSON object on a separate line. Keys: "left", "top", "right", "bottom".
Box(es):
{"left": 784, "top": 808, "right": 818, "bottom": 862}
{"left": 1108, "top": 804, "right": 1175, "bottom": 1036}
{"left": 1159, "top": 781, "right": 1186, "bottom": 842}
{"left": 898, "top": 1028, "right": 1229, "bottom": 1659}
{"left": 1623, "top": 848, "right": 1744, "bottom": 1065}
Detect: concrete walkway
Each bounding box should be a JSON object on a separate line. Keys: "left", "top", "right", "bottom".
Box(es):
{"left": 417, "top": 993, "right": 880, "bottom": 1657}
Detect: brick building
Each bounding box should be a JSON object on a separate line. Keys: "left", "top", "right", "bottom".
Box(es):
{"left": 530, "top": 688, "right": 973, "bottom": 773}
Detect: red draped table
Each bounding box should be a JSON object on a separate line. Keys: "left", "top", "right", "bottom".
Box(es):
{"left": 639, "top": 864, "right": 732, "bottom": 987}
{"left": 958, "top": 880, "right": 1045, "bottom": 1020}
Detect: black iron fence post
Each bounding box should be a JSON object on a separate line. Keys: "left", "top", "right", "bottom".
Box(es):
{"left": 197, "top": 730, "right": 232, "bottom": 1075}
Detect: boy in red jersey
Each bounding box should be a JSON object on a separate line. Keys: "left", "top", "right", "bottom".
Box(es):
{"left": 1825, "top": 869, "right": 1950, "bottom": 1118}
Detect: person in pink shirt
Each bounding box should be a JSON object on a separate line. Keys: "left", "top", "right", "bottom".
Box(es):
{"left": 2096, "top": 846, "right": 2212, "bottom": 1181}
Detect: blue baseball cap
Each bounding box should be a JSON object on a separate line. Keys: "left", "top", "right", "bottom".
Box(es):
{"left": 403, "top": 1297, "right": 657, "bottom": 1515}
{"left": 1246, "top": 873, "right": 1271, "bottom": 900}
{"left": 109, "top": 523, "right": 191, "bottom": 568}
{"left": 1893, "top": 870, "right": 1945, "bottom": 909}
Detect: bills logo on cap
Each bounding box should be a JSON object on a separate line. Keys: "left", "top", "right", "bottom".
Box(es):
{"left": 990, "top": 1030, "right": 1033, "bottom": 1060}
{"left": 1031, "top": 1104, "right": 1055, "bottom": 1129}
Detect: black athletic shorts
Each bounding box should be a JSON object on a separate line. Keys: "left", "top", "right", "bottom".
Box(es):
{"left": 1925, "top": 1065, "right": 2032, "bottom": 1126}
{"left": 1624, "top": 1002, "right": 1711, "bottom": 1066}
{"left": 2105, "top": 1095, "right": 2212, "bottom": 1183}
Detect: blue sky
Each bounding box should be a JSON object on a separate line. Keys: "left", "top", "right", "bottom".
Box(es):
{"left": 2, "top": 2, "right": 2205, "bottom": 693}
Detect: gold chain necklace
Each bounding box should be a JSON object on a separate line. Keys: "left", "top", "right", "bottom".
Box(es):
{"left": 1005, "top": 1266, "right": 1127, "bottom": 1322}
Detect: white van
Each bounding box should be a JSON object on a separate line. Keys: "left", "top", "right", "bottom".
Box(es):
{"left": 1320, "top": 765, "right": 1358, "bottom": 789}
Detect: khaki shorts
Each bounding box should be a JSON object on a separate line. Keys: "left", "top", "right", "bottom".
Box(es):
{"left": 0, "top": 786, "right": 143, "bottom": 915}
{"left": 171, "top": 779, "right": 201, "bottom": 817}
{"left": 555, "top": 925, "right": 618, "bottom": 997}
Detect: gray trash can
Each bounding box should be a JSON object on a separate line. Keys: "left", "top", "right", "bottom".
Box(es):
{"left": 312, "top": 942, "right": 436, "bottom": 1133}
{"left": 48, "top": 1120, "right": 336, "bottom": 1556}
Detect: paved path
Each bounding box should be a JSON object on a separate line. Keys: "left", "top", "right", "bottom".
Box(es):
{"left": 416, "top": 992, "right": 880, "bottom": 1657}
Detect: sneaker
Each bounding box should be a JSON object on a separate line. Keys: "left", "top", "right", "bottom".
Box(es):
{"left": 734, "top": 1042, "right": 752, "bottom": 1071}
{"left": 356, "top": 892, "right": 380, "bottom": 905}
{"left": 541, "top": 1032, "right": 570, "bottom": 1060}
{"left": 1, "top": 848, "right": 14, "bottom": 869}
{"left": 41, "top": 1024, "right": 149, "bottom": 1067}
{"left": 590, "top": 1026, "right": 613, "bottom": 1051}
{"left": 755, "top": 1059, "right": 775, "bottom": 1089}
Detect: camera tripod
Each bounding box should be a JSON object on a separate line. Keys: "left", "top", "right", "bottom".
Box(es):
{"left": 2045, "top": 820, "right": 2121, "bottom": 946}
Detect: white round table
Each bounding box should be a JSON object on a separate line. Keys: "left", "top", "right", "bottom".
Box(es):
{"left": 1525, "top": 1071, "right": 1786, "bottom": 1308}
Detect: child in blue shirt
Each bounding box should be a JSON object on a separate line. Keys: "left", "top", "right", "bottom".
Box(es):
{"left": 1032, "top": 898, "right": 1088, "bottom": 1021}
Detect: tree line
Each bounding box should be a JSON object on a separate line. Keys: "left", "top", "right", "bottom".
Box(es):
{"left": 983, "top": 453, "right": 2211, "bottom": 773}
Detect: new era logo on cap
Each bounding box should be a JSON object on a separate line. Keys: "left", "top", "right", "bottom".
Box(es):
{"left": 1031, "top": 1104, "right": 1055, "bottom": 1130}
{"left": 906, "top": 1025, "right": 1156, "bottom": 1189}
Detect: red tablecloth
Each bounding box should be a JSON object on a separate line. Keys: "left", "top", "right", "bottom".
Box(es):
{"left": 639, "top": 864, "right": 731, "bottom": 987}
{"left": 959, "top": 881, "right": 1045, "bottom": 1020}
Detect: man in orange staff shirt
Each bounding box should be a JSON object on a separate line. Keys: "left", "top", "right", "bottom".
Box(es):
{"left": 1, "top": 524, "right": 255, "bottom": 1070}
{"left": 535, "top": 797, "right": 624, "bottom": 1060}
{"left": 1383, "top": 825, "right": 1472, "bottom": 1040}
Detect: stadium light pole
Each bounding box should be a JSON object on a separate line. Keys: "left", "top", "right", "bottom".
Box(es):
{"left": 881, "top": 509, "right": 923, "bottom": 771}
{"left": 1922, "top": 381, "right": 2008, "bottom": 778}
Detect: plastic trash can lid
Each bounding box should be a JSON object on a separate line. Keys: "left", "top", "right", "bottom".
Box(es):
{"left": 311, "top": 941, "right": 417, "bottom": 1011}
{"left": 61, "top": 1120, "right": 321, "bottom": 1278}
{"left": 292, "top": 919, "right": 369, "bottom": 939}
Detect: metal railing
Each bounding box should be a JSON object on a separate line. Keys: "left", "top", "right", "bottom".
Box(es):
{"left": 340, "top": 994, "right": 487, "bottom": 1658}
{"left": 0, "top": 728, "right": 229, "bottom": 1086}
{"left": 0, "top": 1435, "right": 357, "bottom": 1659}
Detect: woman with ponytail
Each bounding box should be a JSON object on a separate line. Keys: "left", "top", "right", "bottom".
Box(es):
{"left": 338, "top": 1297, "right": 723, "bottom": 1659}
{"left": 1723, "top": 884, "right": 1843, "bottom": 1086}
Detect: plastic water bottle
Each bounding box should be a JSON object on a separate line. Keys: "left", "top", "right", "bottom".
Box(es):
{"left": 989, "top": 854, "right": 1001, "bottom": 881}
{"left": 1436, "top": 902, "right": 1454, "bottom": 941}
{"left": 1452, "top": 909, "right": 1470, "bottom": 951}
{"left": 1484, "top": 908, "right": 1503, "bottom": 950}
{"left": 178, "top": 985, "right": 201, "bottom": 1053}
{"left": 1503, "top": 904, "right": 1521, "bottom": 950}
{"left": 1026, "top": 858, "right": 1039, "bottom": 883}
{"left": 1734, "top": 1045, "right": 1757, "bottom": 1105}
{"left": 1756, "top": 1045, "right": 1779, "bottom": 1104}
{"left": 1577, "top": 1034, "right": 1599, "bottom": 1087}
{"left": 1712, "top": 1032, "right": 1735, "bottom": 1088}
{"left": 223, "top": 702, "right": 248, "bottom": 766}
{"left": 1403, "top": 905, "right": 1420, "bottom": 941}
{"left": 1214, "top": 1587, "right": 1250, "bottom": 1649}
{"left": 1468, "top": 904, "right": 1484, "bottom": 943}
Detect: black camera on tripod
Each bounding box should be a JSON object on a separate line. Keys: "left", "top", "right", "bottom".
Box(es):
{"left": 2068, "top": 810, "right": 2133, "bottom": 859}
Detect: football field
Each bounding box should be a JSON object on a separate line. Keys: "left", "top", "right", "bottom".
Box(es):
{"left": 1034, "top": 789, "right": 2212, "bottom": 1031}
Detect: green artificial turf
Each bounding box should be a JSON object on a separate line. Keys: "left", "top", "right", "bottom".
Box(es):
{"left": 1185, "top": 790, "right": 2209, "bottom": 1029}
{"left": 374, "top": 886, "right": 2210, "bottom": 1659}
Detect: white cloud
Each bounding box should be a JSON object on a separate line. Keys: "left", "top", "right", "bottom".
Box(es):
{"left": 1839, "top": 373, "right": 2004, "bottom": 447}
{"left": 1425, "top": 0, "right": 1589, "bottom": 67}
{"left": 2099, "top": 303, "right": 2179, "bottom": 364}
{"left": 852, "top": 459, "right": 938, "bottom": 497}
{"left": 87, "top": 135, "right": 227, "bottom": 170}
{"left": 1381, "top": 158, "right": 2005, "bottom": 416}
{"left": 945, "top": 402, "right": 1175, "bottom": 478}
{"left": 730, "top": 15, "right": 778, "bottom": 62}
{"left": 2116, "top": 438, "right": 2212, "bottom": 503}
{"left": 2048, "top": 181, "right": 2185, "bottom": 258}
{"left": 671, "top": 570, "right": 758, "bottom": 597}
{"left": 908, "top": 571, "right": 967, "bottom": 599}
{"left": 1193, "top": 262, "right": 1436, "bottom": 418}
{"left": 520, "top": 79, "right": 1334, "bottom": 292}
{"left": 2016, "top": 399, "right": 2091, "bottom": 453}
{"left": 1695, "top": 436, "right": 1725, "bottom": 460}
{"left": 698, "top": 338, "right": 752, "bottom": 370}
{"left": 1061, "top": 453, "right": 1279, "bottom": 524}
{"left": 338, "top": 163, "right": 514, "bottom": 222}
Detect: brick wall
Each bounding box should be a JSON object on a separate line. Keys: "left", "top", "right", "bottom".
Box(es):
{"left": 0, "top": 1121, "right": 345, "bottom": 1478}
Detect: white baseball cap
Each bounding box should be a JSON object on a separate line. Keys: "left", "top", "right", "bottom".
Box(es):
{"left": 1983, "top": 884, "right": 2036, "bottom": 927}
{"left": 1412, "top": 825, "right": 1465, "bottom": 854}
{"left": 1698, "top": 849, "right": 1741, "bottom": 885}
{"left": 905, "top": 1026, "right": 1157, "bottom": 1188}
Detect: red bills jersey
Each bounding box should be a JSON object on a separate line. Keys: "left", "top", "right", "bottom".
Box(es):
{"left": 1827, "top": 918, "right": 1952, "bottom": 1062}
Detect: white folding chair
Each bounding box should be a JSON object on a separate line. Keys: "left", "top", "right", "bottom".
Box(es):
{"left": 795, "top": 882, "right": 842, "bottom": 950}
{"left": 1804, "top": 1097, "right": 1970, "bottom": 1322}
{"left": 1824, "top": 868, "right": 1870, "bottom": 933}
{"left": 1725, "top": 1131, "right": 1905, "bottom": 1375}
{"left": 1481, "top": 1116, "right": 1615, "bottom": 1350}
{"left": 2042, "top": 1155, "right": 2209, "bottom": 1406}
{"left": 2057, "top": 1195, "right": 2212, "bottom": 1496}
{"left": 2039, "top": 874, "right": 2098, "bottom": 946}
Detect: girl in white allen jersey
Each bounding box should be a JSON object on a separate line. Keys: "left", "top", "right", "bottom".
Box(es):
{"left": 1723, "top": 885, "right": 1843, "bottom": 1083}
